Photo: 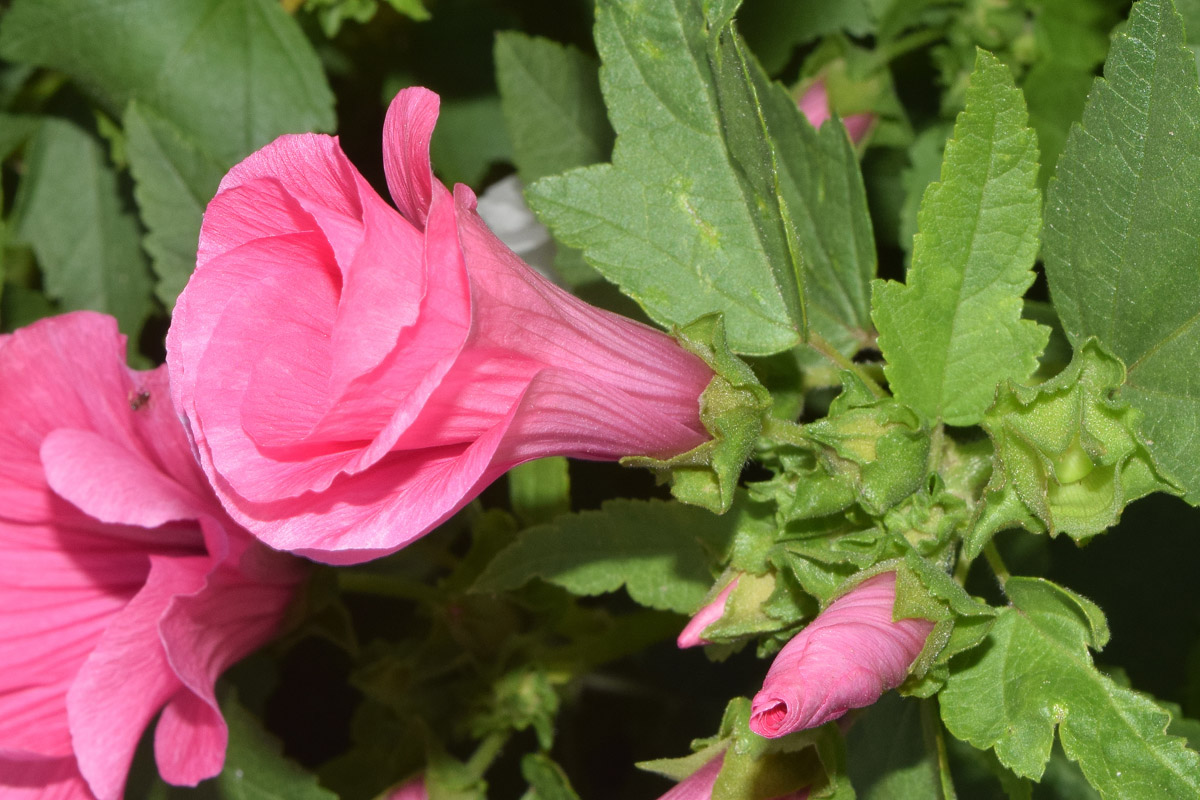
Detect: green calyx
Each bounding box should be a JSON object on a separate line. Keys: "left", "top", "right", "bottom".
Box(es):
{"left": 624, "top": 314, "right": 772, "bottom": 514}
{"left": 966, "top": 338, "right": 1180, "bottom": 558}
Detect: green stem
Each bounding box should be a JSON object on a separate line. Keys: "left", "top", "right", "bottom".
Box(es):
{"left": 921, "top": 697, "right": 959, "bottom": 800}
{"left": 336, "top": 571, "right": 442, "bottom": 603}
{"left": 807, "top": 332, "right": 887, "bottom": 399}
{"left": 466, "top": 731, "right": 510, "bottom": 778}
{"left": 871, "top": 27, "right": 945, "bottom": 69}
{"left": 982, "top": 541, "right": 1010, "bottom": 588}
{"left": 761, "top": 416, "right": 808, "bottom": 447}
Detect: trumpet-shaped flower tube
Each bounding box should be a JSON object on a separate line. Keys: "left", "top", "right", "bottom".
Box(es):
{"left": 0, "top": 313, "right": 305, "bottom": 800}
{"left": 167, "top": 87, "right": 712, "bottom": 565}
{"left": 749, "top": 572, "right": 934, "bottom": 737}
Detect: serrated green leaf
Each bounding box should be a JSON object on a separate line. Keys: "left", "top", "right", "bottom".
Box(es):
{"left": 123, "top": 102, "right": 227, "bottom": 310}
{"left": 10, "top": 118, "right": 152, "bottom": 336}
{"left": 969, "top": 340, "right": 1178, "bottom": 555}
{"left": 0, "top": 0, "right": 335, "bottom": 165}
{"left": 494, "top": 33, "right": 613, "bottom": 185}
{"left": 527, "top": 0, "right": 802, "bottom": 355}
{"left": 873, "top": 50, "right": 1048, "bottom": 426}
{"left": 471, "top": 498, "right": 741, "bottom": 613}
{"left": 507, "top": 457, "right": 571, "bottom": 527}
{"left": 940, "top": 576, "right": 1200, "bottom": 797}
{"left": 428, "top": 95, "right": 510, "bottom": 187}
{"left": 219, "top": 693, "right": 339, "bottom": 800}
{"left": 1043, "top": 0, "right": 1200, "bottom": 503}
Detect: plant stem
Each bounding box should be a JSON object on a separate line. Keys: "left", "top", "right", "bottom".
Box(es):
{"left": 806, "top": 331, "right": 887, "bottom": 399}
{"left": 466, "top": 731, "right": 510, "bottom": 778}
{"left": 921, "top": 697, "right": 959, "bottom": 800}
{"left": 982, "top": 541, "right": 1011, "bottom": 588}
{"left": 761, "top": 416, "right": 808, "bottom": 446}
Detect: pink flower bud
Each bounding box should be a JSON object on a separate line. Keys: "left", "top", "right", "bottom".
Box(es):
{"left": 385, "top": 775, "right": 428, "bottom": 800}
{"left": 656, "top": 753, "right": 809, "bottom": 800}
{"left": 677, "top": 577, "right": 739, "bottom": 648}
{"left": 749, "top": 572, "right": 934, "bottom": 737}
{"left": 166, "top": 87, "right": 713, "bottom": 566}
{"left": 796, "top": 79, "right": 874, "bottom": 144}
{"left": 0, "top": 313, "right": 305, "bottom": 800}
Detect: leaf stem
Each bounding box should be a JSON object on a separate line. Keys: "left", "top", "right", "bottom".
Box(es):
{"left": 982, "top": 541, "right": 1010, "bottom": 588}
{"left": 466, "top": 731, "right": 510, "bottom": 778}
{"left": 806, "top": 331, "right": 887, "bottom": 399}
{"left": 761, "top": 416, "right": 808, "bottom": 446}
{"left": 921, "top": 697, "right": 959, "bottom": 800}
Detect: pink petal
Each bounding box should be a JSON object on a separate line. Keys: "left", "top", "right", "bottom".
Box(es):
{"left": 749, "top": 572, "right": 934, "bottom": 737}
{"left": 677, "top": 577, "right": 739, "bottom": 649}
{"left": 0, "top": 756, "right": 93, "bottom": 799}
{"left": 154, "top": 547, "right": 300, "bottom": 785}
{"left": 383, "top": 87, "right": 440, "bottom": 228}
{"left": 385, "top": 775, "right": 429, "bottom": 800}
{"left": 657, "top": 754, "right": 724, "bottom": 800}
{"left": 798, "top": 80, "right": 833, "bottom": 130}
{"left": 67, "top": 556, "right": 208, "bottom": 800}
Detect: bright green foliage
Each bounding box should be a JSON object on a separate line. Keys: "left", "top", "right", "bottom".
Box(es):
{"left": 625, "top": 316, "right": 772, "bottom": 513}
{"left": 0, "top": 0, "right": 336, "bottom": 165}
{"left": 303, "top": 0, "right": 430, "bottom": 37}
{"left": 873, "top": 50, "right": 1048, "bottom": 427}
{"left": 10, "top": 118, "right": 152, "bottom": 337}
{"left": 940, "top": 577, "right": 1200, "bottom": 797}
{"left": 219, "top": 693, "right": 338, "bottom": 800}
{"left": 969, "top": 341, "right": 1177, "bottom": 557}
{"left": 695, "top": 570, "right": 814, "bottom": 644}
{"left": 494, "top": 33, "right": 613, "bottom": 185}
{"left": 1043, "top": 0, "right": 1200, "bottom": 503}
{"left": 528, "top": 0, "right": 875, "bottom": 356}
{"left": 471, "top": 498, "right": 743, "bottom": 614}
{"left": 124, "top": 103, "right": 226, "bottom": 310}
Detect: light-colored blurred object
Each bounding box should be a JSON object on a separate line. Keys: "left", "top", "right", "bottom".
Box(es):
{"left": 476, "top": 174, "right": 559, "bottom": 282}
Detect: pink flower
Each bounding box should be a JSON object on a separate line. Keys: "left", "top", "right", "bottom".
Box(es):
{"left": 166, "top": 87, "right": 713, "bottom": 566}
{"left": 797, "top": 79, "right": 874, "bottom": 144}
{"left": 749, "top": 572, "right": 934, "bottom": 738}
{"left": 385, "top": 775, "right": 427, "bottom": 800}
{"left": 677, "top": 576, "right": 739, "bottom": 649}
{"left": 656, "top": 753, "right": 809, "bottom": 800}
{"left": 0, "top": 313, "right": 305, "bottom": 800}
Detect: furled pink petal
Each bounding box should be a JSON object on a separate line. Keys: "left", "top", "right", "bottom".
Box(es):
{"left": 167, "top": 86, "right": 714, "bottom": 564}
{"left": 677, "top": 577, "right": 739, "bottom": 649}
{"left": 797, "top": 79, "right": 874, "bottom": 145}
{"left": 0, "top": 313, "right": 305, "bottom": 799}
{"left": 385, "top": 775, "right": 429, "bottom": 800}
{"left": 655, "top": 753, "right": 809, "bottom": 800}
{"left": 749, "top": 572, "right": 934, "bottom": 737}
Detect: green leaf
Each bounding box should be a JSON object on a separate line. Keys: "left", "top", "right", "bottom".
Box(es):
{"left": 0, "top": 0, "right": 335, "bottom": 165}
{"left": 940, "top": 577, "right": 1200, "bottom": 798}
{"left": 10, "top": 118, "right": 152, "bottom": 336}
{"left": 494, "top": 33, "right": 614, "bottom": 185}
{"left": 1043, "top": 0, "right": 1200, "bottom": 502}
{"left": 845, "top": 693, "right": 939, "bottom": 800}
{"left": 527, "top": 0, "right": 803, "bottom": 355}
{"left": 123, "top": 102, "right": 227, "bottom": 310}
{"left": 738, "top": 0, "right": 875, "bottom": 74}
{"left": 520, "top": 753, "right": 581, "bottom": 800}
{"left": 471, "top": 498, "right": 743, "bottom": 614}
{"left": 873, "top": 50, "right": 1048, "bottom": 426}
{"left": 428, "top": 94, "right": 511, "bottom": 187}
{"left": 219, "top": 692, "right": 339, "bottom": 800}
{"left": 969, "top": 340, "right": 1178, "bottom": 556}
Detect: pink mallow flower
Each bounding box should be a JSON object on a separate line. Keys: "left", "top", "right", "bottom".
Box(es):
{"left": 749, "top": 572, "right": 934, "bottom": 738}
{"left": 677, "top": 576, "right": 739, "bottom": 649}
{"left": 166, "top": 86, "right": 713, "bottom": 566}
{"left": 797, "top": 79, "right": 874, "bottom": 144}
{"left": 0, "top": 312, "right": 305, "bottom": 800}
{"left": 656, "top": 753, "right": 809, "bottom": 800}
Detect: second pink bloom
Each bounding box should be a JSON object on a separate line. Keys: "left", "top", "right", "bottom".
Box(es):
{"left": 168, "top": 87, "right": 713, "bottom": 565}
